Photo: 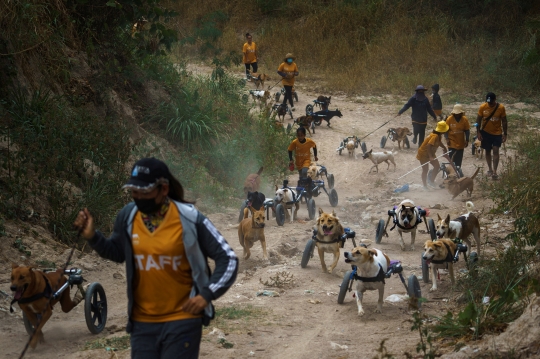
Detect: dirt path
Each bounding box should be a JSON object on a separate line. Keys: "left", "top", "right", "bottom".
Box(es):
{"left": 0, "top": 65, "right": 534, "bottom": 358}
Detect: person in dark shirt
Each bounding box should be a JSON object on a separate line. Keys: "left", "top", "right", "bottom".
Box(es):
{"left": 397, "top": 85, "right": 437, "bottom": 147}
{"left": 431, "top": 84, "right": 443, "bottom": 120}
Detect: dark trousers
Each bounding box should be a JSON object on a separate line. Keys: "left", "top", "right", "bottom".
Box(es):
{"left": 131, "top": 318, "right": 203, "bottom": 359}
{"left": 412, "top": 123, "right": 427, "bottom": 147}
{"left": 282, "top": 85, "right": 294, "bottom": 107}
{"left": 448, "top": 148, "right": 464, "bottom": 168}
{"left": 245, "top": 62, "right": 258, "bottom": 76}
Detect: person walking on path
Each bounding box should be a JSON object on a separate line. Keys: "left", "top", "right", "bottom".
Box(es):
{"left": 476, "top": 92, "right": 507, "bottom": 180}
{"left": 445, "top": 103, "right": 470, "bottom": 171}
{"left": 288, "top": 127, "right": 317, "bottom": 180}
{"left": 397, "top": 85, "right": 438, "bottom": 147}
{"left": 73, "top": 158, "right": 238, "bottom": 359}
{"left": 416, "top": 121, "right": 450, "bottom": 189}
{"left": 277, "top": 53, "right": 299, "bottom": 111}
{"left": 242, "top": 33, "right": 258, "bottom": 80}
{"left": 431, "top": 83, "right": 443, "bottom": 120}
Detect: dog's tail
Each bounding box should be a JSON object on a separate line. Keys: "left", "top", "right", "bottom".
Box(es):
{"left": 470, "top": 167, "right": 481, "bottom": 180}
{"left": 466, "top": 201, "right": 474, "bottom": 214}
{"left": 243, "top": 207, "right": 250, "bottom": 219}
{"left": 257, "top": 166, "right": 264, "bottom": 175}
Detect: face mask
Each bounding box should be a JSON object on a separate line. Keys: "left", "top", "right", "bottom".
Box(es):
{"left": 134, "top": 197, "right": 162, "bottom": 214}
{"left": 287, "top": 58, "right": 293, "bottom": 64}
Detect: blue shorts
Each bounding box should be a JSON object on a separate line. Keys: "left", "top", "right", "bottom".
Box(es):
{"left": 480, "top": 130, "right": 502, "bottom": 150}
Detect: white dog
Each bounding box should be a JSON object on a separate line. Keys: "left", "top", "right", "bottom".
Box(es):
{"left": 346, "top": 140, "right": 357, "bottom": 159}
{"left": 344, "top": 247, "right": 390, "bottom": 316}
{"left": 362, "top": 149, "right": 396, "bottom": 173}
{"left": 274, "top": 185, "right": 300, "bottom": 223}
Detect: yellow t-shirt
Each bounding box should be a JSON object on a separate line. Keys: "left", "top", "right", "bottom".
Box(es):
{"left": 278, "top": 62, "right": 299, "bottom": 86}
{"left": 131, "top": 203, "right": 201, "bottom": 322}
{"left": 416, "top": 133, "right": 442, "bottom": 163}
{"left": 243, "top": 42, "right": 257, "bottom": 64}
{"left": 446, "top": 115, "right": 470, "bottom": 150}
{"left": 477, "top": 102, "right": 506, "bottom": 135}
{"left": 288, "top": 138, "right": 316, "bottom": 169}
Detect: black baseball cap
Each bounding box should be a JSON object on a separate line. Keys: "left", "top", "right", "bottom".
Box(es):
{"left": 123, "top": 158, "right": 170, "bottom": 192}
{"left": 486, "top": 92, "right": 496, "bottom": 103}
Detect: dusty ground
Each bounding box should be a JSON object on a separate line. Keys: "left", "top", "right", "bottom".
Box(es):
{"left": 0, "top": 65, "right": 536, "bottom": 358}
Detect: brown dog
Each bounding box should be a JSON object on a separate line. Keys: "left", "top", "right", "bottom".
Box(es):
{"left": 10, "top": 264, "right": 83, "bottom": 348}
{"left": 422, "top": 239, "right": 457, "bottom": 292}
{"left": 474, "top": 139, "right": 483, "bottom": 160}
{"left": 243, "top": 166, "right": 263, "bottom": 195}
{"left": 250, "top": 73, "right": 270, "bottom": 89}
{"left": 316, "top": 95, "right": 331, "bottom": 109}
{"left": 238, "top": 206, "right": 267, "bottom": 260}
{"left": 315, "top": 208, "right": 344, "bottom": 274}
{"left": 387, "top": 127, "right": 412, "bottom": 150}
{"left": 294, "top": 115, "right": 314, "bottom": 135}
{"left": 443, "top": 167, "right": 480, "bottom": 199}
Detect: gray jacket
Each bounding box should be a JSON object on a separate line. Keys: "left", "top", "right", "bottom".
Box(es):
{"left": 88, "top": 200, "right": 238, "bottom": 332}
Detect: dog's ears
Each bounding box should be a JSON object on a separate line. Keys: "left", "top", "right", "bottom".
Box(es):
{"left": 275, "top": 185, "right": 278, "bottom": 191}
{"left": 331, "top": 209, "right": 337, "bottom": 217}
{"left": 445, "top": 214, "right": 451, "bottom": 224}
{"left": 433, "top": 241, "right": 443, "bottom": 247}
{"left": 248, "top": 206, "right": 256, "bottom": 213}
{"left": 437, "top": 213, "right": 442, "bottom": 221}
{"left": 368, "top": 249, "right": 378, "bottom": 257}
{"left": 318, "top": 207, "right": 324, "bottom": 216}
{"left": 283, "top": 188, "right": 289, "bottom": 193}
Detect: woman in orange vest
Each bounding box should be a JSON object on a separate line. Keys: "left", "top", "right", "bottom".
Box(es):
{"left": 242, "top": 33, "right": 258, "bottom": 80}
{"left": 277, "top": 53, "right": 299, "bottom": 111}
{"left": 74, "top": 158, "right": 238, "bottom": 359}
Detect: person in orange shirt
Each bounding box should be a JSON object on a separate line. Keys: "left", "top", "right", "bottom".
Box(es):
{"left": 74, "top": 158, "right": 238, "bottom": 359}
{"left": 288, "top": 127, "right": 318, "bottom": 179}
{"left": 242, "top": 33, "right": 258, "bottom": 80}
{"left": 476, "top": 92, "right": 507, "bottom": 180}
{"left": 416, "top": 121, "right": 450, "bottom": 189}
{"left": 444, "top": 104, "right": 470, "bottom": 171}
{"left": 277, "top": 53, "right": 299, "bottom": 111}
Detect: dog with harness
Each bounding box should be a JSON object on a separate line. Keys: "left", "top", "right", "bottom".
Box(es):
{"left": 382, "top": 199, "right": 424, "bottom": 251}
{"left": 274, "top": 184, "right": 300, "bottom": 223}
{"left": 422, "top": 238, "right": 460, "bottom": 292}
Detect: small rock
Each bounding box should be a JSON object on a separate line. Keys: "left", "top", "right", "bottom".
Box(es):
{"left": 113, "top": 272, "right": 124, "bottom": 280}
{"left": 330, "top": 342, "right": 348, "bottom": 350}
{"left": 308, "top": 299, "right": 321, "bottom": 304}
{"left": 256, "top": 290, "right": 280, "bottom": 297}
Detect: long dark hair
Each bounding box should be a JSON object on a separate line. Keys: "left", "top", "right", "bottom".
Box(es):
{"left": 168, "top": 174, "right": 194, "bottom": 204}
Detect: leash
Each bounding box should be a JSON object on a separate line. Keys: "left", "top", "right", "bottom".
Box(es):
{"left": 267, "top": 79, "right": 282, "bottom": 91}
{"left": 358, "top": 114, "right": 399, "bottom": 142}
{"left": 397, "top": 150, "right": 452, "bottom": 179}
{"left": 18, "top": 232, "right": 81, "bottom": 359}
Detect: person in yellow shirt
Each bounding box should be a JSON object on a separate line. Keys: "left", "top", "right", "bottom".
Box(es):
{"left": 444, "top": 104, "right": 470, "bottom": 171}
{"left": 277, "top": 53, "right": 299, "bottom": 111}
{"left": 242, "top": 33, "right": 258, "bottom": 80}
{"left": 74, "top": 158, "right": 238, "bottom": 359}
{"left": 288, "top": 127, "right": 318, "bottom": 179}
{"left": 476, "top": 92, "right": 507, "bottom": 180}
{"left": 416, "top": 121, "right": 450, "bottom": 189}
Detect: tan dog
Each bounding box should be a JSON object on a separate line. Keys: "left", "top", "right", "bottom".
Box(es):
{"left": 238, "top": 206, "right": 267, "bottom": 260}
{"left": 274, "top": 185, "right": 300, "bottom": 223}
{"left": 250, "top": 73, "right": 270, "bottom": 89}
{"left": 243, "top": 166, "right": 264, "bottom": 195}
{"left": 474, "top": 139, "right": 483, "bottom": 160}
{"left": 422, "top": 239, "right": 457, "bottom": 292}
{"left": 10, "top": 265, "right": 83, "bottom": 348}
{"left": 362, "top": 149, "right": 396, "bottom": 173}
{"left": 344, "top": 247, "right": 390, "bottom": 315}
{"left": 307, "top": 162, "right": 323, "bottom": 180}
{"left": 346, "top": 140, "right": 357, "bottom": 159}
{"left": 443, "top": 167, "right": 480, "bottom": 199}
{"left": 387, "top": 127, "right": 412, "bottom": 150}
{"left": 315, "top": 208, "right": 344, "bottom": 274}
{"left": 436, "top": 201, "right": 481, "bottom": 257}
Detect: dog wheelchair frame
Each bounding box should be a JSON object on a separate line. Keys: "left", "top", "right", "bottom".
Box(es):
{"left": 274, "top": 86, "right": 299, "bottom": 103}
{"left": 420, "top": 238, "right": 478, "bottom": 284}
{"left": 380, "top": 128, "right": 411, "bottom": 149}
{"left": 273, "top": 178, "right": 339, "bottom": 226}
{"left": 375, "top": 207, "right": 437, "bottom": 245}
{"left": 21, "top": 268, "right": 107, "bottom": 335}
{"left": 304, "top": 109, "right": 341, "bottom": 127}
{"left": 336, "top": 136, "right": 367, "bottom": 156}
{"left": 305, "top": 98, "right": 330, "bottom": 114}
{"left": 301, "top": 227, "right": 357, "bottom": 269}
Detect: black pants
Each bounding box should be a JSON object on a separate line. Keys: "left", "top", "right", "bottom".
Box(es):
{"left": 282, "top": 85, "right": 294, "bottom": 107}
{"left": 448, "top": 148, "right": 464, "bottom": 168}
{"left": 245, "top": 62, "right": 258, "bottom": 76}
{"left": 412, "top": 123, "right": 427, "bottom": 147}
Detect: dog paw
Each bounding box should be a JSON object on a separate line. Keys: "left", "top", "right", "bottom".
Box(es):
{"left": 400, "top": 245, "right": 406, "bottom": 251}
{"left": 410, "top": 245, "right": 415, "bottom": 251}
{"left": 358, "top": 310, "right": 365, "bottom": 316}
{"left": 429, "top": 287, "right": 437, "bottom": 292}
{"left": 375, "top": 308, "right": 382, "bottom": 314}
{"left": 327, "top": 269, "right": 334, "bottom": 274}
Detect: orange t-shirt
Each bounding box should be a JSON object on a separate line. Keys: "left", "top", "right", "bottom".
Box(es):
{"left": 446, "top": 115, "right": 470, "bottom": 150}
{"left": 288, "top": 138, "right": 316, "bottom": 169}
{"left": 416, "top": 133, "right": 442, "bottom": 163}
{"left": 278, "top": 62, "right": 299, "bottom": 86}
{"left": 131, "top": 203, "right": 201, "bottom": 322}
{"left": 243, "top": 42, "right": 257, "bottom": 64}
{"left": 477, "top": 102, "right": 506, "bottom": 135}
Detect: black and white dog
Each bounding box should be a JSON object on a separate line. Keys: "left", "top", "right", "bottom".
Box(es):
{"left": 383, "top": 199, "right": 421, "bottom": 251}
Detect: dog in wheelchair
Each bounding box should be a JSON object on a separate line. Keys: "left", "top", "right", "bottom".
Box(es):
{"left": 272, "top": 103, "right": 293, "bottom": 123}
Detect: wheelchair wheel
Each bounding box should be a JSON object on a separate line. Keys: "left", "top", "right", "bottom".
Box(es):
{"left": 361, "top": 142, "right": 367, "bottom": 154}
{"left": 329, "top": 189, "right": 338, "bottom": 207}
{"left": 22, "top": 312, "right": 34, "bottom": 336}
{"left": 307, "top": 198, "right": 316, "bottom": 220}
{"left": 421, "top": 253, "right": 430, "bottom": 283}
{"left": 314, "top": 117, "right": 322, "bottom": 126}
{"left": 404, "top": 136, "right": 410, "bottom": 149}
{"left": 85, "top": 282, "right": 107, "bottom": 334}
{"left": 380, "top": 136, "right": 387, "bottom": 148}
{"left": 275, "top": 204, "right": 286, "bottom": 226}
{"left": 327, "top": 173, "right": 335, "bottom": 189}
{"left": 338, "top": 148, "right": 343, "bottom": 155}
{"left": 238, "top": 202, "right": 247, "bottom": 223}
{"left": 294, "top": 92, "right": 299, "bottom": 102}
{"left": 407, "top": 275, "right": 422, "bottom": 310}
{"left": 428, "top": 218, "right": 437, "bottom": 240}
{"left": 375, "top": 219, "right": 385, "bottom": 244}
{"left": 274, "top": 92, "right": 281, "bottom": 102}
{"left": 338, "top": 270, "right": 353, "bottom": 304}
{"left": 305, "top": 104, "right": 313, "bottom": 115}
{"left": 301, "top": 239, "right": 316, "bottom": 268}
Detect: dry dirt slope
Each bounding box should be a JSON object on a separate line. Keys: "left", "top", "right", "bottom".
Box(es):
{"left": 1, "top": 67, "right": 539, "bottom": 358}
